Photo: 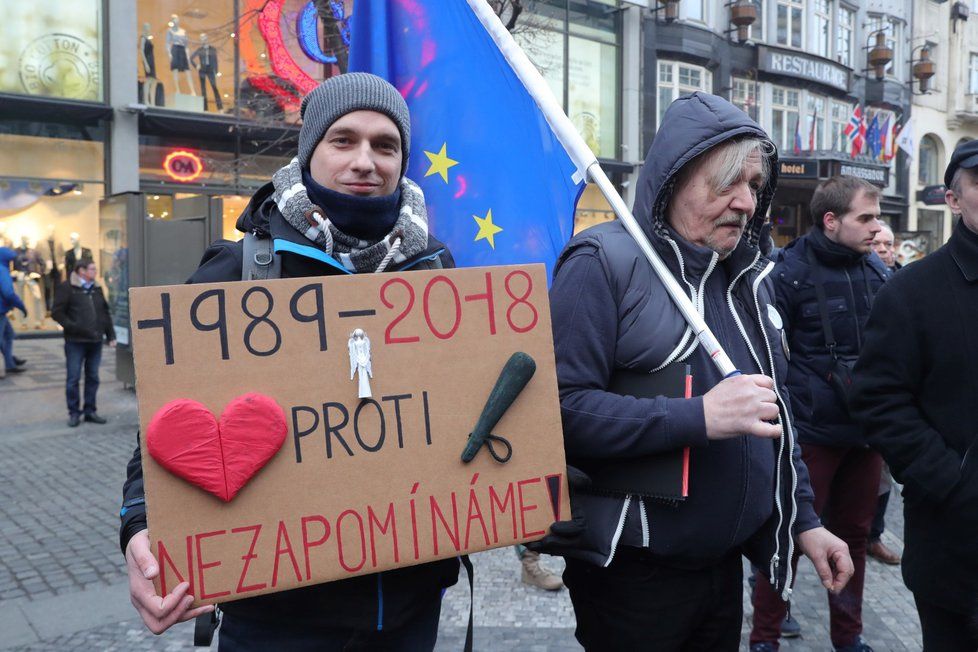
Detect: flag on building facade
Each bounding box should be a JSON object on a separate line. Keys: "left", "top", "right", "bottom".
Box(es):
{"left": 866, "top": 114, "right": 881, "bottom": 160}
{"left": 793, "top": 114, "right": 803, "bottom": 155}
{"left": 879, "top": 114, "right": 891, "bottom": 162}
{"left": 808, "top": 107, "right": 818, "bottom": 151}
{"left": 896, "top": 118, "right": 915, "bottom": 159}
{"left": 844, "top": 104, "right": 866, "bottom": 157}
{"left": 347, "top": 0, "right": 586, "bottom": 277}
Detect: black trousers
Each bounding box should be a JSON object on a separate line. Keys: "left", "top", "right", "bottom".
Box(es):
{"left": 915, "top": 594, "right": 978, "bottom": 652}
{"left": 564, "top": 548, "right": 743, "bottom": 652}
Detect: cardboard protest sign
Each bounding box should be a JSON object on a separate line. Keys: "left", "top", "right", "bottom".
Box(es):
{"left": 130, "top": 264, "right": 569, "bottom": 606}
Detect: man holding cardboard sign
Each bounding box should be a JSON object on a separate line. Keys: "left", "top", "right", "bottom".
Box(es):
{"left": 548, "top": 93, "right": 853, "bottom": 650}
{"left": 120, "top": 73, "right": 475, "bottom": 649}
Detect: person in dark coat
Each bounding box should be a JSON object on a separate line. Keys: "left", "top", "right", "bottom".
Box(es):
{"left": 547, "top": 92, "right": 851, "bottom": 651}
{"left": 120, "top": 73, "right": 459, "bottom": 651}
{"left": 51, "top": 259, "right": 116, "bottom": 426}
{"left": 850, "top": 139, "right": 978, "bottom": 651}
{"left": 750, "top": 176, "right": 889, "bottom": 652}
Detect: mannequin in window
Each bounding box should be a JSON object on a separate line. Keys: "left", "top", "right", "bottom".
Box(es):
{"left": 166, "top": 14, "right": 196, "bottom": 96}
{"left": 14, "top": 236, "right": 44, "bottom": 330}
{"left": 191, "top": 33, "right": 222, "bottom": 112}
{"left": 64, "top": 233, "right": 93, "bottom": 275}
{"left": 140, "top": 23, "right": 160, "bottom": 107}
{"left": 44, "top": 225, "right": 63, "bottom": 314}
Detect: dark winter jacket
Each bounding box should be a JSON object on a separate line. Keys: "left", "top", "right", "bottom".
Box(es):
{"left": 51, "top": 272, "right": 116, "bottom": 343}
{"left": 120, "top": 181, "right": 458, "bottom": 630}
{"left": 851, "top": 218, "right": 978, "bottom": 616}
{"left": 0, "top": 247, "right": 27, "bottom": 315}
{"left": 773, "top": 228, "right": 888, "bottom": 447}
{"left": 550, "top": 92, "right": 818, "bottom": 597}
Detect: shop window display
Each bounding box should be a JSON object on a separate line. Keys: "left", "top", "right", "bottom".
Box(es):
{"left": 136, "top": 0, "right": 352, "bottom": 119}
{"left": 0, "top": 1, "right": 102, "bottom": 101}
{"left": 0, "top": 131, "right": 105, "bottom": 333}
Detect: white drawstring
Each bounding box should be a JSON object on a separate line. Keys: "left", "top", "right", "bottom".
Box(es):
{"left": 374, "top": 236, "right": 402, "bottom": 273}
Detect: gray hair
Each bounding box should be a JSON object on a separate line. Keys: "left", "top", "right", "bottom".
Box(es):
{"left": 704, "top": 137, "right": 775, "bottom": 194}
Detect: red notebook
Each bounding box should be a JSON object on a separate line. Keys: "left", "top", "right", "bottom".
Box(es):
{"left": 574, "top": 363, "right": 692, "bottom": 503}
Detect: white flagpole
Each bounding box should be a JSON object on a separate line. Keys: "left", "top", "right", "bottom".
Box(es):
{"left": 467, "top": 0, "right": 739, "bottom": 377}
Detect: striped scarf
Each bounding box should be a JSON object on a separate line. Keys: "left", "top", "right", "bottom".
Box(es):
{"left": 271, "top": 157, "right": 429, "bottom": 273}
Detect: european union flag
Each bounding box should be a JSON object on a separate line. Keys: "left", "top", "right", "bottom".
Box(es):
{"left": 348, "top": 0, "right": 586, "bottom": 277}
{"left": 866, "top": 114, "right": 881, "bottom": 160}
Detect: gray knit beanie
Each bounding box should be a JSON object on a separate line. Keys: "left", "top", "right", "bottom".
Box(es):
{"left": 298, "top": 72, "right": 411, "bottom": 175}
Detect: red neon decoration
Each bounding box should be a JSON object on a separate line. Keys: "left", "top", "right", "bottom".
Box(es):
{"left": 258, "top": 0, "right": 318, "bottom": 95}
{"left": 163, "top": 150, "right": 204, "bottom": 182}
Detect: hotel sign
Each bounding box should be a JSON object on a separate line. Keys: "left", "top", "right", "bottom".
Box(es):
{"left": 779, "top": 159, "right": 818, "bottom": 179}
{"left": 759, "top": 47, "right": 850, "bottom": 92}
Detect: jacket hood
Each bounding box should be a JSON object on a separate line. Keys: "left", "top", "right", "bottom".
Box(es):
{"left": 0, "top": 247, "right": 16, "bottom": 265}
{"left": 236, "top": 182, "right": 277, "bottom": 237}
{"left": 633, "top": 92, "right": 779, "bottom": 250}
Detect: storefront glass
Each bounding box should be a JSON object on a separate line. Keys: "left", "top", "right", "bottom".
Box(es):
{"left": 136, "top": 0, "right": 351, "bottom": 119}
{"left": 0, "top": 128, "right": 106, "bottom": 332}
{"left": 139, "top": 140, "right": 290, "bottom": 192}
{"left": 517, "top": 0, "right": 621, "bottom": 160}
{"left": 0, "top": 1, "right": 103, "bottom": 101}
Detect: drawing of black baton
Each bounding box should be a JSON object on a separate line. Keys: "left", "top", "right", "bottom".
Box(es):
{"left": 460, "top": 352, "right": 537, "bottom": 463}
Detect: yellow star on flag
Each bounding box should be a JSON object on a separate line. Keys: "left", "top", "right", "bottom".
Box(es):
{"left": 423, "top": 142, "right": 459, "bottom": 183}
{"left": 473, "top": 209, "right": 503, "bottom": 249}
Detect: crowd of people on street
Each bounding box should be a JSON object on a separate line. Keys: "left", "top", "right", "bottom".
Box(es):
{"left": 1, "top": 71, "right": 964, "bottom": 650}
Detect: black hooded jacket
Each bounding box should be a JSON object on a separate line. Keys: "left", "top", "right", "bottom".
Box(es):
{"left": 549, "top": 93, "right": 818, "bottom": 596}
{"left": 120, "top": 182, "right": 458, "bottom": 631}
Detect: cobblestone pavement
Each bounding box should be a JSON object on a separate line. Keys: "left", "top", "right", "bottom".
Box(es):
{"left": 1, "top": 339, "right": 921, "bottom": 650}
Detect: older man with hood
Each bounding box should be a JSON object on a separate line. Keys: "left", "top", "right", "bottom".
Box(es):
{"left": 120, "top": 73, "right": 458, "bottom": 650}
{"left": 548, "top": 92, "right": 852, "bottom": 650}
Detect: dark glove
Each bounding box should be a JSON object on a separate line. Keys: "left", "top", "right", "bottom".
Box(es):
{"left": 525, "top": 465, "right": 590, "bottom": 556}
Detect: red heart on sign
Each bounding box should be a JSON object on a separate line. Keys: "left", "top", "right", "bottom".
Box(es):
{"left": 146, "top": 393, "right": 287, "bottom": 502}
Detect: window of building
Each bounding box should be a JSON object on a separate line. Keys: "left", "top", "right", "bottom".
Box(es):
{"left": 836, "top": 6, "right": 854, "bottom": 66}
{"left": 746, "top": 0, "right": 764, "bottom": 41}
{"left": 518, "top": 2, "right": 621, "bottom": 159}
{"left": 731, "top": 77, "right": 759, "bottom": 121}
{"left": 0, "top": 122, "right": 107, "bottom": 332}
{"left": 970, "top": 53, "right": 978, "bottom": 93}
{"left": 776, "top": 0, "right": 803, "bottom": 49}
{"left": 657, "top": 61, "right": 712, "bottom": 127}
{"left": 683, "top": 0, "right": 705, "bottom": 21}
{"left": 813, "top": 0, "right": 831, "bottom": 58}
{"left": 0, "top": 1, "right": 103, "bottom": 101}
{"left": 771, "top": 86, "right": 800, "bottom": 151}
{"left": 918, "top": 135, "right": 940, "bottom": 186}
{"left": 806, "top": 95, "right": 826, "bottom": 150}
{"left": 136, "top": 0, "right": 347, "bottom": 120}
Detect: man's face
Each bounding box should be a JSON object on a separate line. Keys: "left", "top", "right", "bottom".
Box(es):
{"left": 822, "top": 189, "right": 881, "bottom": 254}
{"left": 667, "top": 149, "right": 764, "bottom": 259}
{"left": 79, "top": 264, "right": 97, "bottom": 282}
{"left": 872, "top": 226, "right": 895, "bottom": 267}
{"left": 309, "top": 110, "right": 402, "bottom": 197}
{"left": 946, "top": 168, "right": 978, "bottom": 235}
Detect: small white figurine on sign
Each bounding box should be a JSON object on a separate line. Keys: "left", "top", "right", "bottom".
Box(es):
{"left": 348, "top": 328, "right": 373, "bottom": 399}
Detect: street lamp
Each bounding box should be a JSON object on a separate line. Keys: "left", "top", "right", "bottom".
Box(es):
{"left": 867, "top": 30, "right": 893, "bottom": 81}
{"left": 728, "top": 0, "right": 758, "bottom": 43}
{"left": 652, "top": 0, "right": 681, "bottom": 23}
{"left": 910, "top": 45, "right": 936, "bottom": 95}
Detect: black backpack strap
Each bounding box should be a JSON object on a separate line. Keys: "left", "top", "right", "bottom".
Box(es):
{"left": 461, "top": 554, "right": 475, "bottom": 652}
{"left": 193, "top": 609, "right": 220, "bottom": 646}
{"left": 241, "top": 232, "right": 281, "bottom": 281}
{"left": 805, "top": 246, "right": 838, "bottom": 360}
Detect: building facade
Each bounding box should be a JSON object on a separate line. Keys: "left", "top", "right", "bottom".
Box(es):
{"left": 906, "top": 0, "right": 978, "bottom": 260}
{"left": 642, "top": 0, "right": 913, "bottom": 246}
